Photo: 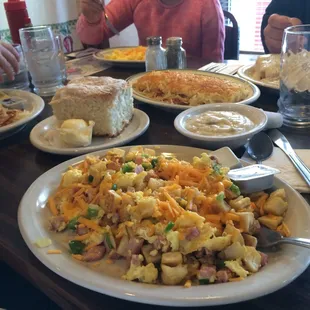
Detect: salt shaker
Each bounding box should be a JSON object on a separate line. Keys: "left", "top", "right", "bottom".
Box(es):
{"left": 166, "top": 37, "right": 187, "bottom": 69}
{"left": 145, "top": 36, "right": 167, "bottom": 72}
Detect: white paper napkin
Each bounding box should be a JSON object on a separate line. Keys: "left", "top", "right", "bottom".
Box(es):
{"left": 242, "top": 147, "right": 310, "bottom": 193}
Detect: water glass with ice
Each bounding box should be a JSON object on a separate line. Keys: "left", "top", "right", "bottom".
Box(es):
{"left": 278, "top": 25, "right": 310, "bottom": 128}
{"left": 19, "top": 26, "right": 63, "bottom": 96}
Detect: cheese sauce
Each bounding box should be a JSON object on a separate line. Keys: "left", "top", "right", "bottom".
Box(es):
{"left": 185, "top": 111, "right": 255, "bottom": 136}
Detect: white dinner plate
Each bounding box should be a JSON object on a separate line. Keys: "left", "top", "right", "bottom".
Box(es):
{"left": 29, "top": 109, "right": 149, "bottom": 155}
{"left": 93, "top": 47, "right": 145, "bottom": 68}
{"left": 18, "top": 145, "right": 310, "bottom": 307}
{"left": 128, "top": 70, "right": 261, "bottom": 112}
{"left": 238, "top": 64, "right": 280, "bottom": 91}
{"left": 0, "top": 89, "right": 44, "bottom": 137}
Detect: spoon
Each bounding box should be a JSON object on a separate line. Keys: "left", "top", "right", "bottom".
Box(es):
{"left": 256, "top": 226, "right": 310, "bottom": 249}
{"left": 247, "top": 132, "right": 274, "bottom": 164}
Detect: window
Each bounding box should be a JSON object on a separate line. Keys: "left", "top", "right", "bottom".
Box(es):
{"left": 220, "top": 0, "right": 271, "bottom": 53}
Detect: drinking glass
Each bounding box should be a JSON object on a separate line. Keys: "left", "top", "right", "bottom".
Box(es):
{"left": 54, "top": 35, "right": 67, "bottom": 83}
{"left": 19, "top": 26, "right": 63, "bottom": 96}
{"left": 0, "top": 44, "right": 29, "bottom": 90}
{"left": 278, "top": 25, "right": 310, "bottom": 128}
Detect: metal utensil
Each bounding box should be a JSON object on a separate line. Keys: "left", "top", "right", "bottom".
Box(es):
{"left": 247, "top": 132, "right": 274, "bottom": 164}
{"left": 100, "top": 0, "right": 120, "bottom": 36}
{"left": 256, "top": 226, "right": 310, "bottom": 249}
{"left": 268, "top": 129, "right": 310, "bottom": 186}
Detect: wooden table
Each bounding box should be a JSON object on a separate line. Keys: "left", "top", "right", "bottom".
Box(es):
{"left": 0, "top": 59, "right": 309, "bottom": 310}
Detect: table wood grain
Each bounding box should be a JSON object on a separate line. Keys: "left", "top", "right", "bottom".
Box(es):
{"left": 0, "top": 58, "right": 309, "bottom": 310}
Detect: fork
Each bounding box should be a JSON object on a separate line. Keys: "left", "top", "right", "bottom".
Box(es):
{"left": 256, "top": 226, "right": 310, "bottom": 249}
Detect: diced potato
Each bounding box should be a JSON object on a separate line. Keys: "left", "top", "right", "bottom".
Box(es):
{"left": 225, "top": 260, "right": 249, "bottom": 278}
{"left": 224, "top": 221, "right": 244, "bottom": 245}
{"left": 269, "top": 188, "right": 286, "bottom": 200}
{"left": 242, "top": 246, "right": 262, "bottom": 273}
{"left": 148, "top": 178, "right": 165, "bottom": 191}
{"left": 264, "top": 196, "right": 288, "bottom": 216}
{"left": 222, "top": 242, "right": 245, "bottom": 260}
{"left": 143, "top": 148, "right": 156, "bottom": 156}
{"left": 242, "top": 234, "right": 258, "bottom": 247}
{"left": 258, "top": 215, "right": 283, "bottom": 230}
{"left": 166, "top": 231, "right": 180, "bottom": 252}
{"left": 204, "top": 235, "right": 232, "bottom": 252}
{"left": 161, "top": 264, "right": 188, "bottom": 285}
{"left": 142, "top": 245, "right": 161, "bottom": 264}
{"left": 238, "top": 212, "right": 255, "bottom": 233}
{"left": 229, "top": 196, "right": 251, "bottom": 211}
{"left": 116, "top": 234, "right": 129, "bottom": 257}
{"left": 161, "top": 252, "right": 183, "bottom": 267}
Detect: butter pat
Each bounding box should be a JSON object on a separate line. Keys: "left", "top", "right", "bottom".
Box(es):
{"left": 59, "top": 119, "right": 95, "bottom": 147}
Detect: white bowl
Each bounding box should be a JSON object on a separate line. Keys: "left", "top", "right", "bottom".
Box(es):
{"left": 174, "top": 104, "right": 267, "bottom": 150}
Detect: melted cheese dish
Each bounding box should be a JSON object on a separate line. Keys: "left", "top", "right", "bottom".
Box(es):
{"left": 133, "top": 71, "right": 252, "bottom": 106}
{"left": 249, "top": 54, "right": 280, "bottom": 86}
{"left": 103, "top": 46, "right": 146, "bottom": 61}
{"left": 185, "top": 111, "right": 255, "bottom": 136}
{"left": 46, "top": 147, "right": 290, "bottom": 286}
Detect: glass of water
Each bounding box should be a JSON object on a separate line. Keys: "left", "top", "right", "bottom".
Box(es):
{"left": 0, "top": 44, "right": 29, "bottom": 90}
{"left": 19, "top": 26, "right": 63, "bottom": 96}
{"left": 278, "top": 25, "right": 310, "bottom": 128}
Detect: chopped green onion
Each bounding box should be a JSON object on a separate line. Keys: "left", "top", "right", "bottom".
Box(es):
{"left": 212, "top": 164, "right": 222, "bottom": 175}
{"left": 141, "top": 154, "right": 149, "bottom": 158}
{"left": 230, "top": 184, "right": 241, "bottom": 196}
{"left": 199, "top": 279, "right": 210, "bottom": 285}
{"left": 215, "top": 259, "right": 226, "bottom": 269}
{"left": 216, "top": 192, "right": 225, "bottom": 202}
{"left": 164, "top": 221, "right": 175, "bottom": 233}
{"left": 104, "top": 232, "right": 114, "bottom": 249}
{"left": 67, "top": 216, "right": 79, "bottom": 230}
{"left": 151, "top": 158, "right": 158, "bottom": 168}
{"left": 69, "top": 240, "right": 85, "bottom": 254}
{"left": 87, "top": 207, "right": 99, "bottom": 219}
{"left": 111, "top": 184, "right": 117, "bottom": 191}
{"left": 142, "top": 162, "right": 152, "bottom": 171}
{"left": 88, "top": 175, "right": 94, "bottom": 183}
{"left": 122, "top": 163, "right": 134, "bottom": 173}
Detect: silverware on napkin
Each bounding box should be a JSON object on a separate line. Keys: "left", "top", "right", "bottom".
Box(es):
{"left": 268, "top": 129, "right": 310, "bottom": 187}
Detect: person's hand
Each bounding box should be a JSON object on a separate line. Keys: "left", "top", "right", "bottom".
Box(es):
{"left": 81, "top": 0, "right": 103, "bottom": 24}
{"left": 264, "top": 14, "right": 302, "bottom": 53}
{"left": 0, "top": 42, "right": 19, "bottom": 82}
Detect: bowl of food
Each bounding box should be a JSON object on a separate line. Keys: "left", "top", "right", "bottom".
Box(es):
{"left": 174, "top": 104, "right": 267, "bottom": 150}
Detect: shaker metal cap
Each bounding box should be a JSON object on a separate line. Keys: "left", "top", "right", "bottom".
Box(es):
{"left": 146, "top": 36, "right": 162, "bottom": 45}
{"left": 166, "top": 37, "right": 183, "bottom": 46}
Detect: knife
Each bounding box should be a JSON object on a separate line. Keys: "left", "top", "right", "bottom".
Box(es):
{"left": 268, "top": 129, "right": 310, "bottom": 187}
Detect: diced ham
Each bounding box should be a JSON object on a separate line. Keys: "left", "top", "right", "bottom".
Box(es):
{"left": 83, "top": 246, "right": 105, "bottom": 262}
{"left": 135, "top": 157, "right": 143, "bottom": 165}
{"left": 76, "top": 225, "right": 89, "bottom": 236}
{"left": 49, "top": 216, "right": 66, "bottom": 232}
{"left": 107, "top": 162, "right": 120, "bottom": 171}
{"left": 135, "top": 165, "right": 144, "bottom": 174}
{"left": 127, "top": 237, "right": 144, "bottom": 256}
{"left": 131, "top": 254, "right": 142, "bottom": 266}
{"left": 216, "top": 270, "right": 229, "bottom": 283}
{"left": 108, "top": 249, "right": 121, "bottom": 260}
{"left": 260, "top": 252, "right": 268, "bottom": 267}
{"left": 186, "top": 227, "right": 200, "bottom": 241}
{"left": 198, "top": 265, "right": 217, "bottom": 280}
{"left": 144, "top": 170, "right": 158, "bottom": 183}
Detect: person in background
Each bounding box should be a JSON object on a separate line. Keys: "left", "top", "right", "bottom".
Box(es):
{"left": 0, "top": 42, "right": 19, "bottom": 82}
{"left": 77, "top": 0, "right": 225, "bottom": 61}
{"left": 261, "top": 0, "right": 310, "bottom": 54}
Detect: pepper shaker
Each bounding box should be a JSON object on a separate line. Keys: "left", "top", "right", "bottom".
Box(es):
{"left": 145, "top": 36, "right": 167, "bottom": 72}
{"left": 166, "top": 37, "right": 187, "bottom": 69}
